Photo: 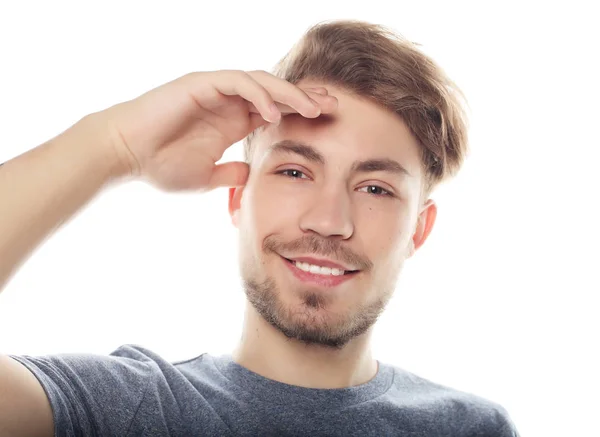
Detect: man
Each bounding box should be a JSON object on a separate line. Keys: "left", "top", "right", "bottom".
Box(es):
{"left": 0, "top": 20, "right": 519, "bottom": 436}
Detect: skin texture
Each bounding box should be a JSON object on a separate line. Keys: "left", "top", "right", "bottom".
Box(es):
{"left": 0, "top": 70, "right": 342, "bottom": 437}
{"left": 229, "top": 81, "right": 437, "bottom": 389}
{"left": 0, "top": 71, "right": 437, "bottom": 436}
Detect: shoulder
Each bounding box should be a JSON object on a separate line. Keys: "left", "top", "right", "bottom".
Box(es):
{"left": 12, "top": 344, "right": 159, "bottom": 387}
{"left": 10, "top": 344, "right": 174, "bottom": 409}
{"left": 386, "top": 365, "right": 519, "bottom": 436}
{"left": 8, "top": 344, "right": 171, "bottom": 435}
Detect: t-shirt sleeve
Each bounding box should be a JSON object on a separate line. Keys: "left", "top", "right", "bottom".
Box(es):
{"left": 462, "top": 396, "right": 521, "bottom": 437}
{"left": 9, "top": 347, "right": 154, "bottom": 437}
{"left": 491, "top": 406, "right": 521, "bottom": 437}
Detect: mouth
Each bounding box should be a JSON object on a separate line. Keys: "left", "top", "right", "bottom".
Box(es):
{"left": 283, "top": 257, "right": 359, "bottom": 275}
{"left": 281, "top": 256, "right": 360, "bottom": 288}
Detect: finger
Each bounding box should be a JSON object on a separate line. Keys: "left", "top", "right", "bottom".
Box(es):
{"left": 304, "top": 87, "right": 328, "bottom": 95}
{"left": 305, "top": 92, "right": 338, "bottom": 114}
{"left": 208, "top": 161, "right": 250, "bottom": 190}
{"left": 211, "top": 71, "right": 281, "bottom": 123}
{"left": 248, "top": 112, "right": 271, "bottom": 131}
{"left": 246, "top": 70, "right": 322, "bottom": 118}
{"left": 248, "top": 90, "right": 337, "bottom": 116}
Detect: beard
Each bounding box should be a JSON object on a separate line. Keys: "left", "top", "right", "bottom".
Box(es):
{"left": 240, "top": 233, "right": 396, "bottom": 350}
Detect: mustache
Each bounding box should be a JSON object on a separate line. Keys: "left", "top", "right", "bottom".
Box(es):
{"left": 263, "top": 234, "right": 373, "bottom": 271}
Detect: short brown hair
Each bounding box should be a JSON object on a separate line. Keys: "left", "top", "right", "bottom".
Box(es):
{"left": 244, "top": 20, "right": 469, "bottom": 198}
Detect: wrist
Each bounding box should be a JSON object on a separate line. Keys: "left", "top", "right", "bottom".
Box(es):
{"left": 74, "top": 111, "right": 136, "bottom": 183}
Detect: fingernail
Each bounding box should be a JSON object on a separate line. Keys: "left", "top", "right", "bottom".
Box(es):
{"left": 308, "top": 98, "right": 321, "bottom": 117}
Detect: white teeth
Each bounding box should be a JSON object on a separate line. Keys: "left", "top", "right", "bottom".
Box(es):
{"left": 294, "top": 261, "right": 345, "bottom": 276}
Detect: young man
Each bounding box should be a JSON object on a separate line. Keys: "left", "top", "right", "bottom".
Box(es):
{"left": 0, "top": 20, "right": 519, "bottom": 436}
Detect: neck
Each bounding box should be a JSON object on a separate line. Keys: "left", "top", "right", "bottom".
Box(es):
{"left": 231, "top": 301, "right": 378, "bottom": 389}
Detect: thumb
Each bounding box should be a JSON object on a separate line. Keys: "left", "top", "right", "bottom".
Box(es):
{"left": 208, "top": 161, "right": 250, "bottom": 190}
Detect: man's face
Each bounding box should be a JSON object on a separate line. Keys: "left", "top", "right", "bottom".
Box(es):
{"left": 229, "top": 83, "right": 434, "bottom": 349}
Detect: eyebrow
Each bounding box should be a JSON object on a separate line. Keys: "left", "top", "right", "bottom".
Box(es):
{"left": 267, "top": 140, "right": 412, "bottom": 178}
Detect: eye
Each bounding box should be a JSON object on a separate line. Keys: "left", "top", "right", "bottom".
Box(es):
{"left": 277, "top": 169, "right": 309, "bottom": 179}
{"left": 357, "top": 185, "right": 393, "bottom": 197}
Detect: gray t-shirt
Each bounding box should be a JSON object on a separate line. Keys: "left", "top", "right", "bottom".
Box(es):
{"left": 11, "top": 344, "right": 519, "bottom": 436}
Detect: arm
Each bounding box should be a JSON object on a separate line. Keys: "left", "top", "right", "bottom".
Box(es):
{"left": 0, "top": 71, "right": 334, "bottom": 294}
{"left": 0, "top": 113, "right": 128, "bottom": 292}
{"left": 0, "top": 71, "right": 336, "bottom": 437}
{"left": 0, "top": 355, "right": 54, "bottom": 437}
{"left": 0, "top": 115, "right": 128, "bottom": 437}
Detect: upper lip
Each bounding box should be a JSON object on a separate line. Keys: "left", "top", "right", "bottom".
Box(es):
{"left": 283, "top": 256, "right": 358, "bottom": 271}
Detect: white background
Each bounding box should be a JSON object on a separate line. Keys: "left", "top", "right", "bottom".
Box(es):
{"left": 1, "top": 1, "right": 598, "bottom": 436}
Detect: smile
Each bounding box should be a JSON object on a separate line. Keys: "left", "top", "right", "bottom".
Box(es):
{"left": 281, "top": 256, "right": 360, "bottom": 288}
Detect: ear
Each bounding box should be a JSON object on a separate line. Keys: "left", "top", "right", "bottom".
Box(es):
{"left": 228, "top": 186, "right": 244, "bottom": 228}
{"left": 408, "top": 199, "right": 437, "bottom": 258}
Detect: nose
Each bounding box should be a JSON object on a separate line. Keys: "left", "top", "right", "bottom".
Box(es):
{"left": 298, "top": 185, "right": 354, "bottom": 239}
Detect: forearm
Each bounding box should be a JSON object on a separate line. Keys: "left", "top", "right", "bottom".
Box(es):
{"left": 0, "top": 113, "right": 127, "bottom": 292}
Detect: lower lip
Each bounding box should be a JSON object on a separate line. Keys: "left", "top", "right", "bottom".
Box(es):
{"left": 282, "top": 257, "right": 359, "bottom": 288}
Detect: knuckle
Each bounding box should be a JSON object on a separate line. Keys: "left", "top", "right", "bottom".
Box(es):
{"left": 215, "top": 70, "right": 237, "bottom": 81}
{"left": 248, "top": 69, "right": 269, "bottom": 76}
{"left": 181, "top": 72, "right": 199, "bottom": 83}
{"left": 237, "top": 71, "right": 257, "bottom": 87}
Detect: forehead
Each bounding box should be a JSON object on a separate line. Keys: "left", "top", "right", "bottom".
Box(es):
{"left": 254, "top": 83, "right": 422, "bottom": 176}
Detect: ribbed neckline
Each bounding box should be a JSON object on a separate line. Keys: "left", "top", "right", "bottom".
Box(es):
{"left": 211, "top": 354, "right": 395, "bottom": 410}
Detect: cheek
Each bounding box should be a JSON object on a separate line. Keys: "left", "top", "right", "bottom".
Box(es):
{"left": 356, "top": 207, "right": 412, "bottom": 257}
{"left": 244, "top": 183, "right": 301, "bottom": 234}
{"left": 257, "top": 174, "right": 316, "bottom": 215}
